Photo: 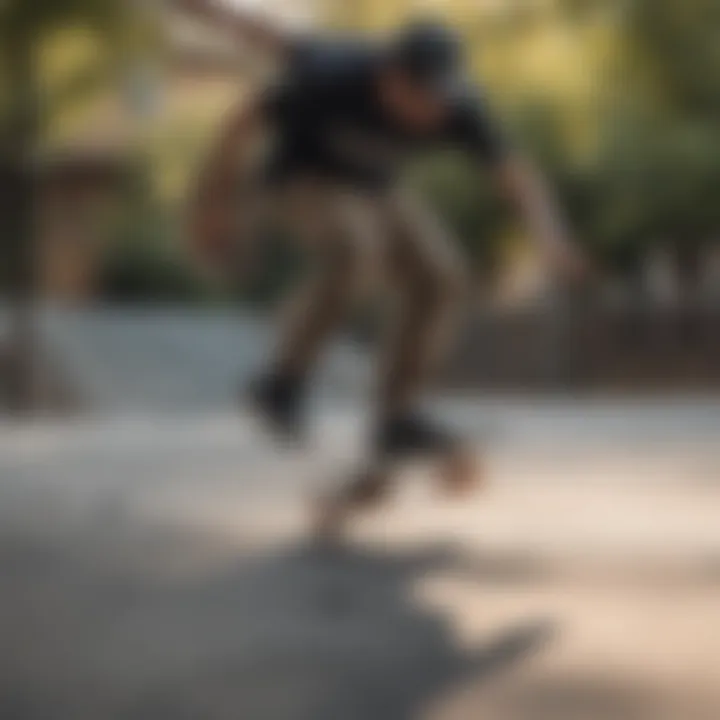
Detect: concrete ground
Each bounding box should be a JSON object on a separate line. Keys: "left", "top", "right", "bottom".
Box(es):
{"left": 1, "top": 400, "right": 719, "bottom": 719}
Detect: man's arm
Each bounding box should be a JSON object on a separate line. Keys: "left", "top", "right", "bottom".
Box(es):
{"left": 187, "top": 98, "right": 265, "bottom": 275}
{"left": 494, "top": 154, "right": 587, "bottom": 283}
{"left": 451, "top": 95, "right": 587, "bottom": 282}
{"left": 173, "top": 0, "right": 291, "bottom": 58}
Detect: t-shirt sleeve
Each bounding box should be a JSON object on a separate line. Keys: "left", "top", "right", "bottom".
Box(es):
{"left": 448, "top": 92, "right": 510, "bottom": 166}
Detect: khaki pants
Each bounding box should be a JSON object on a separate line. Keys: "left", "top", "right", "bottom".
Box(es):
{"left": 250, "top": 180, "right": 468, "bottom": 418}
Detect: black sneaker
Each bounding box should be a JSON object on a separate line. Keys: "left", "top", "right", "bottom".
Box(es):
{"left": 375, "top": 411, "right": 458, "bottom": 460}
{"left": 245, "top": 371, "right": 306, "bottom": 443}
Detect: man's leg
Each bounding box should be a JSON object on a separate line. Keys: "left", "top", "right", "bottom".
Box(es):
{"left": 314, "top": 191, "right": 471, "bottom": 539}
{"left": 377, "top": 190, "right": 468, "bottom": 432}
{"left": 251, "top": 185, "right": 382, "bottom": 439}
{"left": 273, "top": 191, "right": 380, "bottom": 377}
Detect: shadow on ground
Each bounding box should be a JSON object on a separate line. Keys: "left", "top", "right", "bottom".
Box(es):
{"left": 0, "top": 520, "right": 554, "bottom": 720}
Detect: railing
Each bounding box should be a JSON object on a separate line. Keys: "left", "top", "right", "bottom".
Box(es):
{"left": 443, "top": 304, "right": 720, "bottom": 391}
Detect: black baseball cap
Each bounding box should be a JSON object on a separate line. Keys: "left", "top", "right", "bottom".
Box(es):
{"left": 387, "top": 20, "right": 466, "bottom": 95}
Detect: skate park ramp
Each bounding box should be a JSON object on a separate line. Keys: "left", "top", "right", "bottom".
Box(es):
{"left": 1, "top": 407, "right": 720, "bottom": 720}
{"left": 2, "top": 306, "right": 720, "bottom": 719}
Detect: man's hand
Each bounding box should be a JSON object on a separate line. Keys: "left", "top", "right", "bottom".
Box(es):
{"left": 495, "top": 155, "right": 591, "bottom": 287}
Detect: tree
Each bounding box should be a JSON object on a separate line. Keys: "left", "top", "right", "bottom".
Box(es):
{"left": 0, "top": 0, "right": 154, "bottom": 412}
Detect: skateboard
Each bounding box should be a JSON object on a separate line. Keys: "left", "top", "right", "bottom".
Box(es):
{"left": 314, "top": 441, "right": 483, "bottom": 542}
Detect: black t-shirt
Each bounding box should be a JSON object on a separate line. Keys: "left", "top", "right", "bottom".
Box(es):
{"left": 260, "top": 37, "right": 508, "bottom": 188}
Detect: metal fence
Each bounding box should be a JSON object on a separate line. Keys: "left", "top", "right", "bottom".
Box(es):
{"left": 444, "top": 304, "right": 720, "bottom": 391}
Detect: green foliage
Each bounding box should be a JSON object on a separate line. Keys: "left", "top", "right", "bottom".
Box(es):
{"left": 99, "top": 234, "right": 211, "bottom": 303}
{"left": 0, "top": 0, "right": 144, "bottom": 53}
{"left": 0, "top": 0, "right": 158, "bottom": 140}
{"left": 621, "top": 0, "right": 720, "bottom": 116}
{"left": 98, "top": 160, "right": 212, "bottom": 303}
{"left": 504, "top": 0, "right": 720, "bottom": 269}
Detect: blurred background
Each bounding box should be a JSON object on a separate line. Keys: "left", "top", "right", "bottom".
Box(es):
{"left": 1, "top": 0, "right": 719, "bottom": 409}
{"left": 0, "top": 1, "right": 719, "bottom": 719}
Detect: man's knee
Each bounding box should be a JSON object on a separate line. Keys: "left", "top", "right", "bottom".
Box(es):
{"left": 410, "top": 245, "right": 468, "bottom": 313}
{"left": 387, "top": 193, "right": 468, "bottom": 309}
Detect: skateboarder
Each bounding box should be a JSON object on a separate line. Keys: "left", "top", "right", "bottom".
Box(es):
{"left": 183, "top": 2, "right": 588, "bottom": 536}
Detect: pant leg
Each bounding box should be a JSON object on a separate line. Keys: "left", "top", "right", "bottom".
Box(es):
{"left": 272, "top": 183, "right": 384, "bottom": 378}
{"left": 377, "top": 189, "right": 468, "bottom": 418}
